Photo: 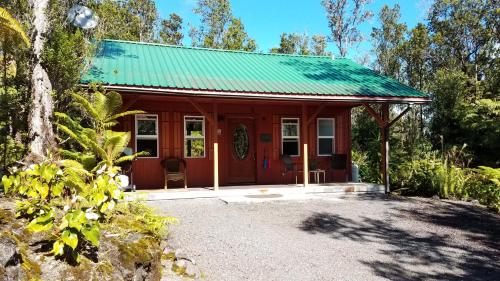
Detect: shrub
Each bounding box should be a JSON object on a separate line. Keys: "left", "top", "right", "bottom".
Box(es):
{"left": 1, "top": 88, "right": 173, "bottom": 262}
{"left": 352, "top": 149, "right": 380, "bottom": 184}
{"left": 465, "top": 166, "right": 500, "bottom": 211}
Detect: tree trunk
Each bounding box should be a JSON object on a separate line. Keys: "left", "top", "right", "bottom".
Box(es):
{"left": 28, "top": 0, "right": 55, "bottom": 160}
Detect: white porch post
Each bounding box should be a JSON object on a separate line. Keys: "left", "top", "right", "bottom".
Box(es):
{"left": 213, "top": 102, "right": 219, "bottom": 191}
{"left": 302, "top": 104, "right": 309, "bottom": 187}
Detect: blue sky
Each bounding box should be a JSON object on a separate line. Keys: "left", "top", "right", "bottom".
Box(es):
{"left": 155, "top": 0, "right": 432, "bottom": 61}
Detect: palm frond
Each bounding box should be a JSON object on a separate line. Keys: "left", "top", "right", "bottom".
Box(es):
{"left": 0, "top": 7, "right": 30, "bottom": 47}
{"left": 72, "top": 93, "right": 100, "bottom": 121}
{"left": 105, "top": 110, "right": 146, "bottom": 123}
{"left": 57, "top": 124, "right": 88, "bottom": 149}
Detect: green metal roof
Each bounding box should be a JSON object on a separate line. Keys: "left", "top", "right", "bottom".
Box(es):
{"left": 81, "top": 39, "right": 428, "bottom": 99}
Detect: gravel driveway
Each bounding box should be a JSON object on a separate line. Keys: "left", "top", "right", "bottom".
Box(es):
{"left": 148, "top": 194, "right": 500, "bottom": 281}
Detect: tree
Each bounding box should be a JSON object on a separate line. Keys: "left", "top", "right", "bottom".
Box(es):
{"left": 310, "top": 35, "right": 330, "bottom": 56}
{"left": 160, "top": 13, "right": 183, "bottom": 45}
{"left": 28, "top": 0, "right": 56, "bottom": 160}
{"left": 90, "top": 0, "right": 159, "bottom": 42}
{"left": 126, "top": 0, "right": 158, "bottom": 42}
{"left": 322, "top": 0, "right": 373, "bottom": 57}
{"left": 222, "top": 17, "right": 256, "bottom": 51}
{"left": 427, "top": 0, "right": 500, "bottom": 164}
{"left": 270, "top": 33, "right": 301, "bottom": 54}
{"left": 371, "top": 4, "right": 406, "bottom": 80}
{"left": 402, "top": 23, "right": 431, "bottom": 91}
{"left": 191, "top": 0, "right": 232, "bottom": 48}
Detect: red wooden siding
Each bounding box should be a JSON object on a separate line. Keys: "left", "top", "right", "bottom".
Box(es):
{"left": 120, "top": 95, "right": 353, "bottom": 189}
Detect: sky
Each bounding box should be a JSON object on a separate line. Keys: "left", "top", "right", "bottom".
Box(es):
{"left": 155, "top": 0, "right": 433, "bottom": 61}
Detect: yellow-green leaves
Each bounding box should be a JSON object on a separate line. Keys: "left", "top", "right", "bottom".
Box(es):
{"left": 61, "top": 230, "right": 78, "bottom": 249}
{"left": 27, "top": 209, "right": 54, "bottom": 232}
{"left": 0, "top": 7, "right": 30, "bottom": 47}
{"left": 81, "top": 224, "right": 100, "bottom": 247}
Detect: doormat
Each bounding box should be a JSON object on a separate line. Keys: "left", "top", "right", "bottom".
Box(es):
{"left": 245, "top": 194, "right": 283, "bottom": 199}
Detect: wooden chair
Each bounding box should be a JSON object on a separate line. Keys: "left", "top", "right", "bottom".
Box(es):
{"left": 161, "top": 157, "right": 187, "bottom": 189}
{"left": 331, "top": 154, "right": 348, "bottom": 182}
{"left": 281, "top": 155, "right": 298, "bottom": 184}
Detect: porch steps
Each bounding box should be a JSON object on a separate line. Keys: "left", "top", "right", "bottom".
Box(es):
{"left": 125, "top": 183, "right": 384, "bottom": 202}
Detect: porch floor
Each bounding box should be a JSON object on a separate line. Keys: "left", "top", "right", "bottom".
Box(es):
{"left": 126, "top": 182, "right": 384, "bottom": 202}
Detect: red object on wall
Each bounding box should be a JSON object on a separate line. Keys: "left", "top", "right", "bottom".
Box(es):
{"left": 119, "top": 94, "right": 353, "bottom": 189}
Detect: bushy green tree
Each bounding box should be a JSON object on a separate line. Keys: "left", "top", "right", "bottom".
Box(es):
{"left": 190, "top": 0, "right": 256, "bottom": 51}
{"left": 160, "top": 13, "right": 184, "bottom": 45}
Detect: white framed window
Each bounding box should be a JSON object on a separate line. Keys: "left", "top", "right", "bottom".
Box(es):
{"left": 317, "top": 118, "right": 335, "bottom": 156}
{"left": 135, "top": 114, "right": 159, "bottom": 158}
{"left": 281, "top": 118, "right": 300, "bottom": 156}
{"left": 184, "top": 116, "right": 205, "bottom": 158}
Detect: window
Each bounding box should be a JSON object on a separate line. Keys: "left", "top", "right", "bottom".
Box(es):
{"left": 184, "top": 116, "right": 205, "bottom": 158}
{"left": 135, "top": 114, "right": 158, "bottom": 158}
{"left": 317, "top": 118, "right": 335, "bottom": 156}
{"left": 281, "top": 118, "right": 300, "bottom": 156}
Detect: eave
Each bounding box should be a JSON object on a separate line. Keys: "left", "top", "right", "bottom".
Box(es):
{"left": 80, "top": 84, "right": 431, "bottom": 105}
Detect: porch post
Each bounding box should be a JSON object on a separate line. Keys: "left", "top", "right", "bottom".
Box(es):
{"left": 213, "top": 102, "right": 219, "bottom": 191}
{"left": 380, "top": 104, "right": 390, "bottom": 193}
{"left": 302, "top": 104, "right": 309, "bottom": 187}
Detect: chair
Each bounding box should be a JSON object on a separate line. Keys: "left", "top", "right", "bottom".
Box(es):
{"left": 281, "top": 155, "right": 298, "bottom": 184}
{"left": 331, "top": 154, "right": 348, "bottom": 182}
{"left": 161, "top": 157, "right": 187, "bottom": 189}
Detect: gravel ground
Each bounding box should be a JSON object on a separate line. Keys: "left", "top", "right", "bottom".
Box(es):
{"left": 148, "top": 194, "right": 500, "bottom": 281}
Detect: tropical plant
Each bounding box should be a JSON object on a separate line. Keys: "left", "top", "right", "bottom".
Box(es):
{"left": 466, "top": 166, "right": 500, "bottom": 211}
{"left": 55, "top": 88, "right": 145, "bottom": 171}
{"left": 0, "top": 7, "right": 30, "bottom": 46}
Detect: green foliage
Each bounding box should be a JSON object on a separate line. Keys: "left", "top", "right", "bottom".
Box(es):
{"left": 0, "top": 7, "right": 30, "bottom": 47}
{"left": 270, "top": 33, "right": 331, "bottom": 56}
{"left": 190, "top": 0, "right": 256, "bottom": 51}
{"left": 41, "top": 26, "right": 87, "bottom": 113}
{"left": 0, "top": 87, "right": 166, "bottom": 263}
{"left": 160, "top": 13, "right": 184, "bottom": 45}
{"left": 322, "top": 0, "right": 373, "bottom": 57}
{"left": 89, "top": 0, "right": 159, "bottom": 42}
{"left": 466, "top": 167, "right": 500, "bottom": 211}
{"left": 222, "top": 17, "right": 256, "bottom": 51}
{"left": 56, "top": 88, "right": 145, "bottom": 171}
{"left": 392, "top": 145, "right": 499, "bottom": 211}
{"left": 110, "top": 201, "right": 178, "bottom": 239}
{"left": 371, "top": 4, "right": 407, "bottom": 80}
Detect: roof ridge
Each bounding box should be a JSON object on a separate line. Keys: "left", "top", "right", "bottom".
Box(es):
{"left": 100, "top": 39, "right": 333, "bottom": 59}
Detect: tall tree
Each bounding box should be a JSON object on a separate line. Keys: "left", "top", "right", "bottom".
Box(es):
{"left": 90, "top": 0, "right": 158, "bottom": 42}
{"left": 191, "top": 0, "right": 232, "bottom": 48}
{"left": 310, "top": 35, "right": 330, "bottom": 56}
{"left": 428, "top": 0, "right": 499, "bottom": 164}
{"left": 322, "top": 0, "right": 373, "bottom": 57}
{"left": 160, "top": 13, "right": 184, "bottom": 45}
{"left": 270, "top": 33, "right": 311, "bottom": 55}
{"left": 126, "top": 0, "right": 158, "bottom": 42}
{"left": 402, "top": 23, "right": 431, "bottom": 91}
{"left": 222, "top": 17, "right": 256, "bottom": 51}
{"left": 371, "top": 4, "right": 406, "bottom": 80}
{"left": 28, "top": 0, "right": 56, "bottom": 159}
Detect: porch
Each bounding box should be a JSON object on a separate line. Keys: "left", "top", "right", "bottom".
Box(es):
{"left": 125, "top": 182, "right": 384, "bottom": 201}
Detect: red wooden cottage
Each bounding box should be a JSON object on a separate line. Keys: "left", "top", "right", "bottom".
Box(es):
{"left": 81, "top": 39, "right": 429, "bottom": 191}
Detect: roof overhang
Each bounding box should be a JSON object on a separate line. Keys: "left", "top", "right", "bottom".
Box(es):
{"left": 81, "top": 84, "right": 431, "bottom": 104}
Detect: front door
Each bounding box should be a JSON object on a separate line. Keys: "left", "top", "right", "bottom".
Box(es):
{"left": 227, "top": 118, "right": 256, "bottom": 184}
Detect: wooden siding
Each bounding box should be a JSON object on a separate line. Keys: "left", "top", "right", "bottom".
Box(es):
{"left": 120, "top": 94, "right": 353, "bottom": 189}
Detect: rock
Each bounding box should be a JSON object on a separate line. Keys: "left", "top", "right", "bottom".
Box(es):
{"left": 432, "top": 195, "right": 440, "bottom": 200}
{"left": 184, "top": 261, "right": 201, "bottom": 278}
{"left": 174, "top": 259, "right": 186, "bottom": 269}
{"left": 174, "top": 249, "right": 189, "bottom": 260}
{"left": 0, "top": 236, "right": 20, "bottom": 267}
